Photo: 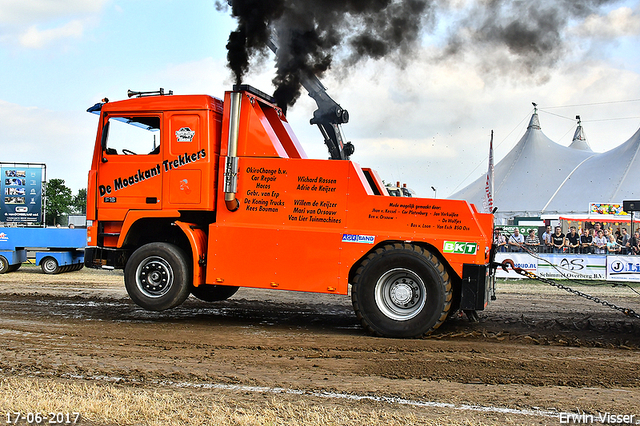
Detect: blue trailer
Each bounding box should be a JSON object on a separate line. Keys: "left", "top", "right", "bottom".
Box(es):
{"left": 0, "top": 227, "right": 86, "bottom": 274}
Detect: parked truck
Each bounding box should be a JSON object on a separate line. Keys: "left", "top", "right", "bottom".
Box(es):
{"left": 0, "top": 227, "right": 85, "bottom": 274}
{"left": 84, "top": 84, "right": 495, "bottom": 338}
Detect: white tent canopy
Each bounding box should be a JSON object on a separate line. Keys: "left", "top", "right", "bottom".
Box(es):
{"left": 450, "top": 112, "right": 640, "bottom": 222}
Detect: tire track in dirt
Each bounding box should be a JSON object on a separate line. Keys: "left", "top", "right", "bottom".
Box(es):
{"left": 1, "top": 270, "right": 640, "bottom": 422}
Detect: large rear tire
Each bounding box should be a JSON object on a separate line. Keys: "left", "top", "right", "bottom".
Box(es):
{"left": 352, "top": 243, "right": 452, "bottom": 338}
{"left": 124, "top": 242, "right": 191, "bottom": 311}
{"left": 191, "top": 284, "right": 239, "bottom": 302}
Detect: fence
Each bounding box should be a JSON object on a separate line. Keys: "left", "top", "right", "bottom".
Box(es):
{"left": 495, "top": 252, "right": 640, "bottom": 282}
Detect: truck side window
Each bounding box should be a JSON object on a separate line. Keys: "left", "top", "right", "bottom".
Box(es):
{"left": 104, "top": 116, "right": 160, "bottom": 155}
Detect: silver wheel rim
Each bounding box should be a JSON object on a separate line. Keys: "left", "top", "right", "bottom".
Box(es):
{"left": 42, "top": 258, "right": 57, "bottom": 273}
{"left": 135, "top": 256, "right": 174, "bottom": 298}
{"left": 374, "top": 268, "right": 427, "bottom": 321}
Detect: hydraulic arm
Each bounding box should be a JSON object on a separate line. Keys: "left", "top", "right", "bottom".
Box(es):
{"left": 266, "top": 36, "right": 354, "bottom": 161}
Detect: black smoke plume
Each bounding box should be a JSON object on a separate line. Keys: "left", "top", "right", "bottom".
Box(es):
{"left": 444, "top": 0, "right": 619, "bottom": 77}
{"left": 218, "top": 0, "right": 433, "bottom": 110}
{"left": 217, "top": 0, "right": 621, "bottom": 110}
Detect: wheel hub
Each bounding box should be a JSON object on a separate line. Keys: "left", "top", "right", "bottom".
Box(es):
{"left": 390, "top": 280, "right": 418, "bottom": 307}
{"left": 136, "top": 257, "right": 173, "bottom": 298}
{"left": 375, "top": 268, "right": 427, "bottom": 321}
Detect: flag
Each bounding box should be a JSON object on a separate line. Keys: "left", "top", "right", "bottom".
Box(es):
{"left": 482, "top": 130, "right": 494, "bottom": 214}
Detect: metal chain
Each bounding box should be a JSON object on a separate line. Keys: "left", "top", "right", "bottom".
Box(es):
{"left": 505, "top": 263, "right": 640, "bottom": 320}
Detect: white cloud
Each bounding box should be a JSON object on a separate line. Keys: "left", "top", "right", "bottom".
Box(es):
{"left": 572, "top": 7, "right": 640, "bottom": 39}
{"left": 0, "top": 0, "right": 106, "bottom": 25}
{"left": 0, "top": 100, "right": 95, "bottom": 192}
{"left": 0, "top": 0, "right": 108, "bottom": 48}
{"left": 19, "top": 19, "right": 84, "bottom": 48}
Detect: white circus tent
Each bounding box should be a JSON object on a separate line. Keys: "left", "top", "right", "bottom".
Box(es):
{"left": 450, "top": 111, "right": 640, "bottom": 223}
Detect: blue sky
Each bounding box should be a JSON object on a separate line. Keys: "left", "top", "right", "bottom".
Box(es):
{"left": 1, "top": 0, "right": 639, "bottom": 199}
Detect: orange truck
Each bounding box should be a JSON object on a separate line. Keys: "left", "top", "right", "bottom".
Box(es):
{"left": 85, "top": 84, "right": 496, "bottom": 338}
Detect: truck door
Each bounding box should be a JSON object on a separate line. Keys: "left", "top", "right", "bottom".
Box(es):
{"left": 96, "top": 114, "right": 163, "bottom": 217}
{"left": 161, "top": 112, "right": 212, "bottom": 209}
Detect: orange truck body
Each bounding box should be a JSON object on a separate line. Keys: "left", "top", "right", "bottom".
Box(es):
{"left": 85, "top": 86, "right": 495, "bottom": 337}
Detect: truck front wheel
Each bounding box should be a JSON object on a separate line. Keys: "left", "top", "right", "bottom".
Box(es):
{"left": 124, "top": 243, "right": 191, "bottom": 311}
{"left": 351, "top": 243, "right": 452, "bottom": 338}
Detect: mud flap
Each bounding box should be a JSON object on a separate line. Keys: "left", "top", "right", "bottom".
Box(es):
{"left": 460, "top": 263, "right": 492, "bottom": 311}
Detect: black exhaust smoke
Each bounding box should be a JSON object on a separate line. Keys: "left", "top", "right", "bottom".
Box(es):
{"left": 217, "top": 0, "right": 620, "bottom": 110}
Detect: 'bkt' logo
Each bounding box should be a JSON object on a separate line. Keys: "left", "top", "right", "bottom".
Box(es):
{"left": 443, "top": 241, "right": 478, "bottom": 255}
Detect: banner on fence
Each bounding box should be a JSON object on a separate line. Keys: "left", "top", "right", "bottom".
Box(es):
{"left": 606, "top": 256, "right": 640, "bottom": 282}
{"left": 495, "top": 253, "right": 537, "bottom": 278}
{"left": 537, "top": 254, "right": 607, "bottom": 280}
{"left": 495, "top": 253, "right": 638, "bottom": 282}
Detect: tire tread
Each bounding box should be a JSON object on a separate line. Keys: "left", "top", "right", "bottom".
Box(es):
{"left": 352, "top": 243, "right": 452, "bottom": 338}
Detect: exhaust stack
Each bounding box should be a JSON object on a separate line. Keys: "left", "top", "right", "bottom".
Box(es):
{"left": 224, "top": 91, "right": 242, "bottom": 211}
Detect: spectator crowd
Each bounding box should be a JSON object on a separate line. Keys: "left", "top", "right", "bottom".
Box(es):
{"left": 494, "top": 223, "right": 640, "bottom": 255}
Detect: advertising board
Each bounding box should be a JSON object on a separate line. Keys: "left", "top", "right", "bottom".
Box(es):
{"left": 537, "top": 254, "right": 607, "bottom": 280}
{"left": 496, "top": 253, "right": 639, "bottom": 282}
{"left": 495, "top": 253, "right": 537, "bottom": 278}
{"left": 0, "top": 165, "right": 43, "bottom": 224}
{"left": 606, "top": 256, "right": 640, "bottom": 282}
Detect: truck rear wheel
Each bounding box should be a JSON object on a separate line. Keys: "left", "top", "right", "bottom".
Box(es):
{"left": 124, "top": 242, "right": 191, "bottom": 311}
{"left": 351, "top": 243, "right": 452, "bottom": 338}
{"left": 41, "top": 257, "right": 60, "bottom": 274}
{"left": 191, "top": 284, "right": 239, "bottom": 302}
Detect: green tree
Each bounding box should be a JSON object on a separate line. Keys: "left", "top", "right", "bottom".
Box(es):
{"left": 44, "top": 179, "right": 72, "bottom": 226}
{"left": 71, "top": 188, "right": 87, "bottom": 215}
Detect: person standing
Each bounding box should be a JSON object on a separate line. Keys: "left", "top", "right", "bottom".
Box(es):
{"left": 508, "top": 228, "right": 525, "bottom": 252}
{"left": 620, "top": 228, "right": 630, "bottom": 255}
{"left": 565, "top": 226, "right": 580, "bottom": 253}
{"left": 552, "top": 226, "right": 566, "bottom": 254}
{"left": 580, "top": 228, "right": 593, "bottom": 254}
{"left": 593, "top": 230, "right": 607, "bottom": 254}
{"left": 593, "top": 222, "right": 602, "bottom": 236}
{"left": 629, "top": 231, "right": 640, "bottom": 255}
{"left": 541, "top": 225, "right": 553, "bottom": 253}
{"left": 607, "top": 233, "right": 620, "bottom": 254}
{"left": 524, "top": 229, "right": 540, "bottom": 252}
{"left": 494, "top": 229, "right": 506, "bottom": 252}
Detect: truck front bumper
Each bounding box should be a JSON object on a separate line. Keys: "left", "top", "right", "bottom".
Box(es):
{"left": 84, "top": 246, "right": 129, "bottom": 270}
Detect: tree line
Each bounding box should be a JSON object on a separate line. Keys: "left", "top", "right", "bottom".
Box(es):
{"left": 44, "top": 178, "right": 86, "bottom": 226}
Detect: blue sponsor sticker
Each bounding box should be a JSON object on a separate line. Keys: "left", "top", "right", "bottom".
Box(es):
{"left": 342, "top": 234, "right": 375, "bottom": 244}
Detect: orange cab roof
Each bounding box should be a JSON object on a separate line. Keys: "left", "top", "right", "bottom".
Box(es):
{"left": 101, "top": 94, "right": 224, "bottom": 113}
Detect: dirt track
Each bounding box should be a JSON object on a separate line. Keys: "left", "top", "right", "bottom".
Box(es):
{"left": 1, "top": 267, "right": 640, "bottom": 425}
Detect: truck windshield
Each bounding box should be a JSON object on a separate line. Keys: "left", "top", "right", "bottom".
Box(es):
{"left": 104, "top": 116, "right": 160, "bottom": 156}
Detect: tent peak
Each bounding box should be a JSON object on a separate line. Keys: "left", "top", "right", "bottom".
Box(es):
{"left": 569, "top": 115, "right": 593, "bottom": 151}
{"left": 527, "top": 111, "right": 541, "bottom": 130}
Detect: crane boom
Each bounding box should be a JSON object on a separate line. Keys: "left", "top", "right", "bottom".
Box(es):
{"left": 266, "top": 37, "right": 354, "bottom": 160}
